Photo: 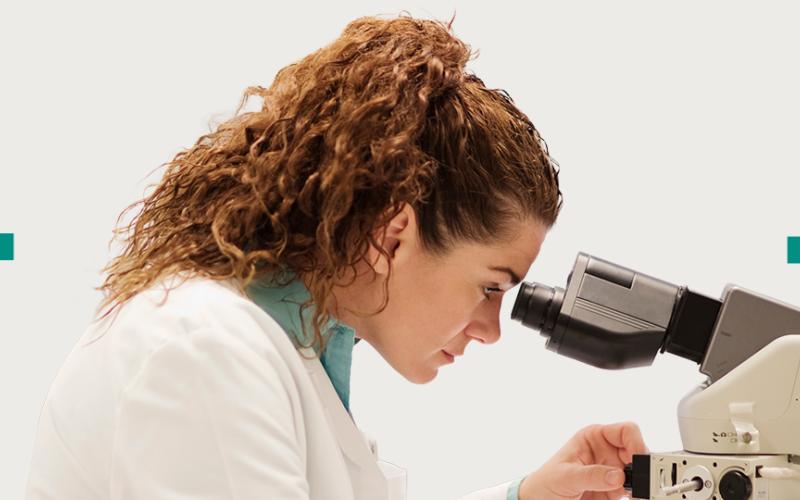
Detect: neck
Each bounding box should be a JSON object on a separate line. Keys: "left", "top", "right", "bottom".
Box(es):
{"left": 328, "top": 264, "right": 386, "bottom": 343}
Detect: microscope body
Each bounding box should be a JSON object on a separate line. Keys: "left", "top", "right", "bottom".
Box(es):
{"left": 648, "top": 332, "right": 800, "bottom": 500}
{"left": 511, "top": 253, "right": 800, "bottom": 499}
{"left": 679, "top": 330, "right": 800, "bottom": 456}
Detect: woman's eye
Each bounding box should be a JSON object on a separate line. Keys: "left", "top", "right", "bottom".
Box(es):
{"left": 482, "top": 286, "right": 503, "bottom": 299}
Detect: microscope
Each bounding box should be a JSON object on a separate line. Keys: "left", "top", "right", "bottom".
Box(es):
{"left": 511, "top": 253, "right": 800, "bottom": 500}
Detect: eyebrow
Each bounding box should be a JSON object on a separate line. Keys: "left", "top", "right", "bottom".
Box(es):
{"left": 489, "top": 266, "right": 522, "bottom": 286}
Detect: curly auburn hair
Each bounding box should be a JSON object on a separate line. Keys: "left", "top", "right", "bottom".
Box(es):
{"left": 94, "top": 14, "right": 563, "bottom": 353}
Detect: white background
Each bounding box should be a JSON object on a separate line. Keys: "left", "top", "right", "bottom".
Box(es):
{"left": 2, "top": 1, "right": 800, "bottom": 499}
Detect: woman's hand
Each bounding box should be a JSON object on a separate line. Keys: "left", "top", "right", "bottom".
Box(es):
{"left": 518, "top": 421, "right": 648, "bottom": 500}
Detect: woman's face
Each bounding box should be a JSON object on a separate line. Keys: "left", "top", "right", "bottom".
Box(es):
{"left": 331, "top": 204, "right": 549, "bottom": 384}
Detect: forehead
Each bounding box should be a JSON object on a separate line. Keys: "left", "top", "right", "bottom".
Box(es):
{"left": 450, "top": 217, "right": 548, "bottom": 274}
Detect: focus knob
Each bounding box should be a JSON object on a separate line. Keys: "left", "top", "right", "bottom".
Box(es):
{"left": 719, "top": 469, "right": 752, "bottom": 500}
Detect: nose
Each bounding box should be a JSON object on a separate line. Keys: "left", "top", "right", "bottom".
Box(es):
{"left": 465, "top": 298, "right": 502, "bottom": 345}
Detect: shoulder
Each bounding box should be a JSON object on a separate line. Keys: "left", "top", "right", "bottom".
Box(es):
{"left": 84, "top": 274, "right": 311, "bottom": 390}
{"left": 102, "top": 285, "right": 317, "bottom": 499}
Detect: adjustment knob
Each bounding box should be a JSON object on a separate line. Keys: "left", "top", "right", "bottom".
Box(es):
{"left": 623, "top": 462, "right": 633, "bottom": 490}
{"left": 719, "top": 469, "right": 752, "bottom": 500}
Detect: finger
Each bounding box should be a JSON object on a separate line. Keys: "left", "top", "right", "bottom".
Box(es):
{"left": 560, "top": 463, "right": 626, "bottom": 493}
{"left": 601, "top": 422, "right": 649, "bottom": 463}
{"left": 579, "top": 424, "right": 628, "bottom": 467}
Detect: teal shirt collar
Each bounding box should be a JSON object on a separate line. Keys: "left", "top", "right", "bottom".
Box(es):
{"left": 245, "top": 272, "right": 356, "bottom": 412}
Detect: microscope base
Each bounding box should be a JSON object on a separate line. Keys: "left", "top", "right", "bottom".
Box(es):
{"left": 627, "top": 451, "right": 800, "bottom": 499}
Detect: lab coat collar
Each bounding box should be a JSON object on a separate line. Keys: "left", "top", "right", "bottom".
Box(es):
{"left": 245, "top": 269, "right": 357, "bottom": 411}
{"left": 300, "top": 346, "right": 389, "bottom": 499}
{"left": 245, "top": 271, "right": 388, "bottom": 496}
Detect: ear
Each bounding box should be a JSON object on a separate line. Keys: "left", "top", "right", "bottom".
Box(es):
{"left": 366, "top": 203, "right": 418, "bottom": 277}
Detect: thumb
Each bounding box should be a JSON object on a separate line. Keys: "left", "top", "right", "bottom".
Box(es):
{"left": 562, "top": 464, "right": 625, "bottom": 492}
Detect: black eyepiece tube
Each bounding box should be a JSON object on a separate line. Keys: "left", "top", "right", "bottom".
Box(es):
{"left": 510, "top": 253, "right": 697, "bottom": 369}
{"left": 511, "top": 282, "right": 564, "bottom": 339}
{"left": 510, "top": 253, "right": 724, "bottom": 370}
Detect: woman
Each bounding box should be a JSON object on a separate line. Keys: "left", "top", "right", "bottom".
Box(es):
{"left": 26, "top": 14, "right": 647, "bottom": 500}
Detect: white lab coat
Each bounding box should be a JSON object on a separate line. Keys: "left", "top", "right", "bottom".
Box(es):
{"left": 25, "top": 275, "right": 516, "bottom": 500}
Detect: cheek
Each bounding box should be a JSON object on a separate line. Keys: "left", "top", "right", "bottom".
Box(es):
{"left": 415, "top": 285, "right": 478, "bottom": 343}
{"left": 388, "top": 262, "right": 479, "bottom": 347}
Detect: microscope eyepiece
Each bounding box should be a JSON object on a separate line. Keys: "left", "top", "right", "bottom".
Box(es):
{"left": 511, "top": 282, "right": 564, "bottom": 338}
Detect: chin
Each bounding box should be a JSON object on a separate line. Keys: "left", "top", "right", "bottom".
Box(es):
{"left": 377, "top": 349, "right": 440, "bottom": 384}
{"left": 403, "top": 365, "right": 438, "bottom": 384}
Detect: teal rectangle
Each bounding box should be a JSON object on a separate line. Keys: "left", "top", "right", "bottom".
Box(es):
{"left": 0, "top": 233, "right": 13, "bottom": 260}
{"left": 789, "top": 236, "right": 800, "bottom": 264}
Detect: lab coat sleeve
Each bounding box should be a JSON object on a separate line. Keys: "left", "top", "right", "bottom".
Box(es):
{"left": 109, "top": 327, "right": 310, "bottom": 499}
{"left": 457, "top": 475, "right": 525, "bottom": 500}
